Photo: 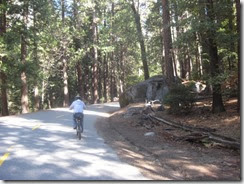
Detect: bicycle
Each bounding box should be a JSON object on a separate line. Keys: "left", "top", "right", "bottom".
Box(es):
{"left": 74, "top": 113, "right": 84, "bottom": 140}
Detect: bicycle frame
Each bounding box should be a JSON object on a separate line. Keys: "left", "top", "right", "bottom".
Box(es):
{"left": 74, "top": 113, "right": 84, "bottom": 140}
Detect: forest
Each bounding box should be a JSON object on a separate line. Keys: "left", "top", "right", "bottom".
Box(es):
{"left": 0, "top": 0, "right": 241, "bottom": 116}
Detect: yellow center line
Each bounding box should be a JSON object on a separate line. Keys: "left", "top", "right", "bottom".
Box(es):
{"left": 32, "top": 124, "right": 41, "bottom": 131}
{"left": 56, "top": 115, "right": 65, "bottom": 118}
{"left": 0, "top": 153, "right": 10, "bottom": 166}
{"left": 7, "top": 146, "right": 14, "bottom": 152}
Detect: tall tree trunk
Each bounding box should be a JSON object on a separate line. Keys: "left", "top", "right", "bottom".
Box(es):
{"left": 102, "top": 8, "right": 108, "bottom": 102}
{"left": 73, "top": 0, "right": 84, "bottom": 99}
{"left": 119, "top": 47, "right": 125, "bottom": 94}
{"left": 41, "top": 79, "right": 46, "bottom": 109}
{"left": 61, "top": 0, "right": 69, "bottom": 106}
{"left": 131, "top": 0, "right": 150, "bottom": 80}
{"left": 198, "top": 0, "right": 211, "bottom": 76}
{"left": 206, "top": 0, "right": 225, "bottom": 113}
{"left": 33, "top": 2, "right": 40, "bottom": 111}
{"left": 83, "top": 54, "right": 90, "bottom": 101}
{"left": 157, "top": 0, "right": 165, "bottom": 75}
{"left": 20, "top": 0, "right": 29, "bottom": 114}
{"left": 172, "top": 1, "right": 180, "bottom": 78}
{"left": 63, "top": 60, "right": 69, "bottom": 106}
{"left": 98, "top": 51, "right": 103, "bottom": 101}
{"left": 235, "top": 0, "right": 240, "bottom": 112}
{"left": 34, "top": 86, "right": 40, "bottom": 111}
{"left": 195, "top": 33, "right": 203, "bottom": 78}
{"left": 227, "top": 0, "right": 235, "bottom": 71}
{"left": 186, "top": 45, "right": 192, "bottom": 80}
{"left": 0, "top": 0, "right": 9, "bottom": 116}
{"left": 92, "top": 3, "right": 98, "bottom": 104}
{"left": 77, "top": 62, "right": 84, "bottom": 98}
{"left": 110, "top": 53, "right": 115, "bottom": 101}
{"left": 109, "top": 3, "right": 116, "bottom": 101}
{"left": 0, "top": 72, "right": 9, "bottom": 116}
{"left": 103, "top": 54, "right": 108, "bottom": 102}
{"left": 161, "top": 0, "right": 174, "bottom": 85}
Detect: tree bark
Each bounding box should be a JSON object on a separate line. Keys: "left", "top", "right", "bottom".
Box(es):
{"left": 131, "top": 0, "right": 150, "bottom": 80}
{"left": 0, "top": 72, "right": 9, "bottom": 116}
{"left": 103, "top": 53, "right": 108, "bottom": 102}
{"left": 228, "top": 0, "right": 235, "bottom": 71}
{"left": 77, "top": 62, "right": 84, "bottom": 98}
{"left": 161, "top": 0, "right": 174, "bottom": 85}
{"left": 109, "top": 2, "right": 116, "bottom": 101}
{"left": 92, "top": 3, "right": 98, "bottom": 104}
{"left": 0, "top": 0, "right": 9, "bottom": 116}
{"left": 172, "top": 1, "right": 180, "bottom": 78}
{"left": 61, "top": 0, "right": 70, "bottom": 107}
{"left": 196, "top": 33, "right": 203, "bottom": 77}
{"left": 235, "top": 0, "right": 240, "bottom": 112}
{"left": 198, "top": 0, "right": 211, "bottom": 76}
{"left": 158, "top": 0, "right": 165, "bottom": 75}
{"left": 20, "top": 0, "right": 29, "bottom": 114}
{"left": 62, "top": 59, "right": 69, "bottom": 106}
{"left": 33, "top": 2, "right": 40, "bottom": 111}
{"left": 34, "top": 85, "right": 40, "bottom": 111}
{"left": 206, "top": 0, "right": 225, "bottom": 113}
{"left": 98, "top": 51, "right": 103, "bottom": 101}
{"left": 186, "top": 45, "right": 192, "bottom": 80}
{"left": 119, "top": 47, "right": 125, "bottom": 94}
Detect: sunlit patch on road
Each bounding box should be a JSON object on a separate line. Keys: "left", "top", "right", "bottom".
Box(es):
{"left": 84, "top": 110, "right": 110, "bottom": 117}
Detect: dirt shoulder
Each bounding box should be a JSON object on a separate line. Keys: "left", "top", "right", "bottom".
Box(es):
{"left": 95, "top": 99, "right": 240, "bottom": 180}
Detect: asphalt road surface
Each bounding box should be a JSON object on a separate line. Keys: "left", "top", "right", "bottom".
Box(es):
{"left": 0, "top": 103, "right": 148, "bottom": 180}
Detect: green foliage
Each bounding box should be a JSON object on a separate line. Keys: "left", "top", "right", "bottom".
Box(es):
{"left": 164, "top": 84, "right": 196, "bottom": 114}
{"left": 0, "top": 0, "right": 240, "bottom": 115}
{"left": 126, "top": 75, "right": 144, "bottom": 88}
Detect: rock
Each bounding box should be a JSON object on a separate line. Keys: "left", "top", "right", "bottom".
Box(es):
{"left": 143, "top": 122, "right": 154, "bottom": 129}
{"left": 113, "top": 97, "right": 119, "bottom": 101}
{"left": 144, "top": 132, "right": 155, "bottom": 137}
{"left": 194, "top": 81, "right": 206, "bottom": 93}
{"left": 141, "top": 106, "right": 154, "bottom": 114}
{"left": 156, "top": 105, "right": 165, "bottom": 111}
{"left": 123, "top": 107, "right": 143, "bottom": 118}
{"left": 119, "top": 75, "right": 170, "bottom": 108}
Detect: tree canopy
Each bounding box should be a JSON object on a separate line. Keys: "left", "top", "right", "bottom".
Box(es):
{"left": 0, "top": 0, "right": 240, "bottom": 115}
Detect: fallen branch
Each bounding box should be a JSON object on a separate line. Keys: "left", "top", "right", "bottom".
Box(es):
{"left": 149, "top": 115, "right": 216, "bottom": 132}
{"left": 149, "top": 115, "right": 240, "bottom": 149}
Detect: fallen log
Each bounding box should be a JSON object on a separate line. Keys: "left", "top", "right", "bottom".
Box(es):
{"left": 176, "top": 132, "right": 209, "bottom": 142}
{"left": 149, "top": 115, "right": 240, "bottom": 149}
{"left": 149, "top": 115, "right": 216, "bottom": 132}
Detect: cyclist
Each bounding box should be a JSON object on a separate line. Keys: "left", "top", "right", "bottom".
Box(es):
{"left": 69, "top": 95, "right": 86, "bottom": 129}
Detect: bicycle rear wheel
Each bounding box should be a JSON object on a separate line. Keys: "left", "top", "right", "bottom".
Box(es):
{"left": 77, "top": 120, "right": 81, "bottom": 140}
{"left": 80, "top": 118, "right": 83, "bottom": 133}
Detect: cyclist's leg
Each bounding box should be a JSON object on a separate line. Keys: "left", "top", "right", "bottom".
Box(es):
{"left": 73, "top": 113, "right": 77, "bottom": 129}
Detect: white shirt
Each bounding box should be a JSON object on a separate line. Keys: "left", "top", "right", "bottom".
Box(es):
{"left": 69, "top": 99, "right": 86, "bottom": 113}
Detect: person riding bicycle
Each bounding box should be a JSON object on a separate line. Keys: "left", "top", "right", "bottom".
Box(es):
{"left": 69, "top": 95, "right": 86, "bottom": 129}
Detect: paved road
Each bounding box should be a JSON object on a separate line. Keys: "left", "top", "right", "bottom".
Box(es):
{"left": 0, "top": 103, "right": 148, "bottom": 180}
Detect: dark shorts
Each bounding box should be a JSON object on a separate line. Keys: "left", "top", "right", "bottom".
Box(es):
{"left": 73, "top": 112, "right": 84, "bottom": 120}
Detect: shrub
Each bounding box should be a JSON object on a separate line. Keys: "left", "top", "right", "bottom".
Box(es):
{"left": 164, "top": 84, "right": 196, "bottom": 114}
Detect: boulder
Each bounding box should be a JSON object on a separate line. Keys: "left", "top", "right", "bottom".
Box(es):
{"left": 123, "top": 107, "right": 143, "bottom": 118}
{"left": 119, "top": 75, "right": 169, "bottom": 108}
{"left": 144, "top": 132, "right": 155, "bottom": 137}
